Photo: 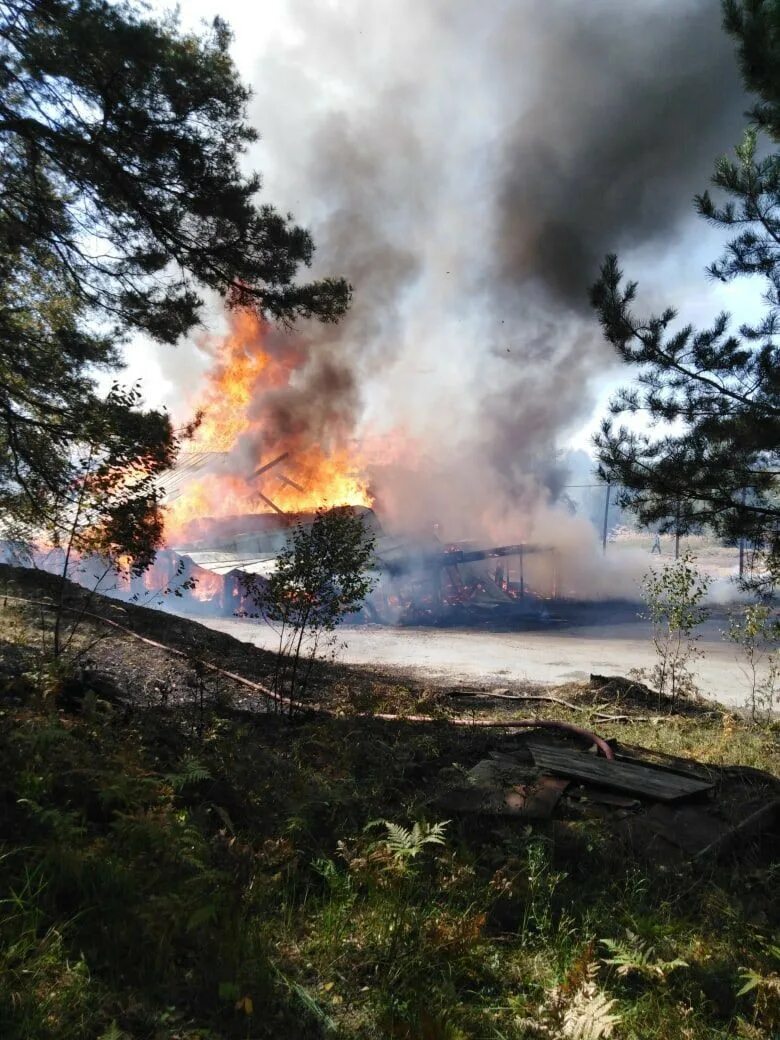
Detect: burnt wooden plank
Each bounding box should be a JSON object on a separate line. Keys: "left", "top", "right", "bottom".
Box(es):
{"left": 527, "top": 744, "right": 714, "bottom": 802}
{"left": 612, "top": 744, "right": 714, "bottom": 781}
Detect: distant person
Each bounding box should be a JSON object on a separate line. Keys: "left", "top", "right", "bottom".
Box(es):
{"left": 650, "top": 532, "right": 662, "bottom": 554}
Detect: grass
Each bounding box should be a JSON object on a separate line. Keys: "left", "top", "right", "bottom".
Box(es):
{"left": 0, "top": 568, "right": 778, "bottom": 1039}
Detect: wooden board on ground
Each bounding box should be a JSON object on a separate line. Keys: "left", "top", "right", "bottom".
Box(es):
{"left": 527, "top": 744, "right": 714, "bottom": 802}
{"left": 439, "top": 757, "right": 568, "bottom": 819}
{"left": 612, "top": 744, "right": 714, "bottom": 781}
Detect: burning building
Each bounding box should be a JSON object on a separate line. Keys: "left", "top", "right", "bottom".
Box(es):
{"left": 141, "top": 308, "right": 575, "bottom": 623}
{"left": 10, "top": 2, "right": 747, "bottom": 619}
{"left": 139, "top": 0, "right": 747, "bottom": 621}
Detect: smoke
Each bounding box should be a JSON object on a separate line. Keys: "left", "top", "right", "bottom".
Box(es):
{"left": 493, "top": 1, "right": 745, "bottom": 307}
{"left": 179, "top": 0, "right": 748, "bottom": 559}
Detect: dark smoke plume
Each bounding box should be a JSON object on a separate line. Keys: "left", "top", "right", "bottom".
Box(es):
{"left": 183, "top": 0, "right": 748, "bottom": 545}
{"left": 494, "top": 2, "right": 746, "bottom": 307}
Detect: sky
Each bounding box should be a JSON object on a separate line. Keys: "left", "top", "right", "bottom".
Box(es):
{"left": 126, "top": 0, "right": 764, "bottom": 462}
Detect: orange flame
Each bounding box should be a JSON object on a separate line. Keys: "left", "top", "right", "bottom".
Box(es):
{"left": 165, "top": 311, "right": 371, "bottom": 541}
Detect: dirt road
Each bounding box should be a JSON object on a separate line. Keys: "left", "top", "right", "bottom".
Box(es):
{"left": 201, "top": 606, "right": 753, "bottom": 707}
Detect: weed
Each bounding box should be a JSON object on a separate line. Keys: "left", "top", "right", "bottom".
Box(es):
{"left": 640, "top": 552, "right": 711, "bottom": 708}
{"left": 727, "top": 604, "right": 779, "bottom": 722}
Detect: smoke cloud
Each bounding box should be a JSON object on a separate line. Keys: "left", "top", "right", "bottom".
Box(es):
{"left": 493, "top": 1, "right": 745, "bottom": 306}
{"left": 179, "top": 0, "right": 747, "bottom": 559}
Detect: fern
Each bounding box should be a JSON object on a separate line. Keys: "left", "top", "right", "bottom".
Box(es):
{"left": 98, "top": 1024, "right": 129, "bottom": 1040}
{"left": 562, "top": 970, "right": 621, "bottom": 1040}
{"left": 737, "top": 966, "right": 780, "bottom": 996}
{"left": 162, "top": 757, "right": 212, "bottom": 792}
{"left": 737, "top": 951, "right": 780, "bottom": 1033}
{"left": 288, "top": 979, "right": 338, "bottom": 1033}
{"left": 601, "top": 931, "right": 688, "bottom": 980}
{"left": 379, "top": 819, "right": 449, "bottom": 863}
{"left": 518, "top": 962, "right": 620, "bottom": 1040}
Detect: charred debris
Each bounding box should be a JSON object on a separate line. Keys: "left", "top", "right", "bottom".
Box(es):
{"left": 160, "top": 507, "right": 567, "bottom": 624}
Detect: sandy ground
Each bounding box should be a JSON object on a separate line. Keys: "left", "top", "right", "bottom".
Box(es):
{"left": 200, "top": 607, "right": 757, "bottom": 708}
{"left": 195, "top": 537, "right": 769, "bottom": 709}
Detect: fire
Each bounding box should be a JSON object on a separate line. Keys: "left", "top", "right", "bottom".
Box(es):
{"left": 187, "top": 310, "right": 281, "bottom": 453}
{"left": 164, "top": 311, "right": 371, "bottom": 540}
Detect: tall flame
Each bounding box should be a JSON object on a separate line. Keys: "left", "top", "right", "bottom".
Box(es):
{"left": 165, "top": 311, "right": 371, "bottom": 541}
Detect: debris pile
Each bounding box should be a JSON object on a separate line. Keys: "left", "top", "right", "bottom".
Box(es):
{"left": 440, "top": 734, "right": 780, "bottom": 863}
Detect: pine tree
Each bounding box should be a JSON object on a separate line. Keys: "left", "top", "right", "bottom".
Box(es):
{"left": 0, "top": 0, "right": 349, "bottom": 341}
{"left": 590, "top": 0, "right": 780, "bottom": 590}
{"left": 0, "top": 219, "right": 184, "bottom": 574}
{"left": 0, "top": 1, "right": 348, "bottom": 555}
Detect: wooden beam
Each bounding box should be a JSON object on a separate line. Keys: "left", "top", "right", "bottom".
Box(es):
{"left": 278, "top": 474, "right": 305, "bottom": 493}
{"left": 252, "top": 452, "right": 289, "bottom": 479}
{"left": 527, "top": 744, "right": 714, "bottom": 802}
{"left": 257, "top": 491, "right": 284, "bottom": 515}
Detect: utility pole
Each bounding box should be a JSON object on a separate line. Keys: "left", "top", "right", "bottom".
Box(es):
{"left": 675, "top": 498, "right": 681, "bottom": 559}
{"left": 602, "top": 480, "right": 611, "bottom": 554}
{"left": 739, "top": 487, "right": 746, "bottom": 580}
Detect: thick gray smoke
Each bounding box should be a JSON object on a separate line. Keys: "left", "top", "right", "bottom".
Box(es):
{"left": 494, "top": 2, "right": 745, "bottom": 307}
{"left": 182, "top": 0, "right": 747, "bottom": 556}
